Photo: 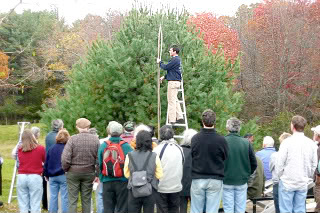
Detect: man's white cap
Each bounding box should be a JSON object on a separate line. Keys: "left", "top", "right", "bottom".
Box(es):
{"left": 311, "top": 125, "right": 320, "bottom": 135}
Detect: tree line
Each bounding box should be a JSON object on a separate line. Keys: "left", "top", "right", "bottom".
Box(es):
{"left": 0, "top": 0, "right": 319, "bottom": 148}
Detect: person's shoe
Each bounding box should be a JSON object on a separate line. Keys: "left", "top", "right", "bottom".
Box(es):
{"left": 0, "top": 201, "right": 3, "bottom": 207}
{"left": 169, "top": 122, "right": 175, "bottom": 126}
{"left": 176, "top": 118, "right": 185, "bottom": 124}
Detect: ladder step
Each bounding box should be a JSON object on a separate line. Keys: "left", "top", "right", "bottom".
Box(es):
{"left": 166, "top": 123, "right": 187, "bottom": 127}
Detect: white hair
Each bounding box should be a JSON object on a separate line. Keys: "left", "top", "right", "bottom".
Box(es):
{"left": 263, "top": 136, "right": 274, "bottom": 147}
{"left": 133, "top": 124, "right": 151, "bottom": 138}
{"left": 181, "top": 129, "right": 198, "bottom": 146}
{"left": 226, "top": 117, "right": 242, "bottom": 132}
{"left": 31, "top": 127, "right": 40, "bottom": 139}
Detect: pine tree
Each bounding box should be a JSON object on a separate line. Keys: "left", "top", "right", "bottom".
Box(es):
{"left": 41, "top": 7, "right": 257, "bottom": 137}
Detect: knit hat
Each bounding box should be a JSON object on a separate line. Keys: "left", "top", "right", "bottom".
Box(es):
{"left": 76, "top": 118, "right": 91, "bottom": 129}
{"left": 108, "top": 121, "right": 123, "bottom": 136}
{"left": 124, "top": 121, "right": 135, "bottom": 132}
{"left": 311, "top": 125, "right": 320, "bottom": 135}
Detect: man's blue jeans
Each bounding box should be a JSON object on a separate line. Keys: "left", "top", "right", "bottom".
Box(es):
{"left": 49, "top": 174, "right": 68, "bottom": 213}
{"left": 222, "top": 183, "right": 248, "bottom": 213}
{"left": 191, "top": 179, "right": 223, "bottom": 213}
{"left": 17, "top": 174, "right": 43, "bottom": 213}
{"left": 96, "top": 183, "right": 104, "bottom": 213}
{"left": 279, "top": 180, "right": 307, "bottom": 213}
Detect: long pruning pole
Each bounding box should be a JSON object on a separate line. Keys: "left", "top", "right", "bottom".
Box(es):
{"left": 157, "top": 24, "right": 163, "bottom": 140}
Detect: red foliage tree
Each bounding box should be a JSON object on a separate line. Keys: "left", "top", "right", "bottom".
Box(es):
{"left": 187, "top": 13, "right": 240, "bottom": 62}
{"left": 238, "top": 0, "right": 320, "bottom": 118}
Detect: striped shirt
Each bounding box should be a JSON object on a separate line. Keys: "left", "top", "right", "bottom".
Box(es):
{"left": 276, "top": 132, "right": 317, "bottom": 191}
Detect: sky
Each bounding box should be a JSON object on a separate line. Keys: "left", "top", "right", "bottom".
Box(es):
{"left": 1, "top": 0, "right": 261, "bottom": 24}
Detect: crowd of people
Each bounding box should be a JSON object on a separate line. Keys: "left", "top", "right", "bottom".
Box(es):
{"left": 8, "top": 109, "right": 320, "bottom": 213}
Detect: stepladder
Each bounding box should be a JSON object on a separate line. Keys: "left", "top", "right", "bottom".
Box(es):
{"left": 8, "top": 122, "right": 30, "bottom": 204}
{"left": 165, "top": 77, "right": 188, "bottom": 139}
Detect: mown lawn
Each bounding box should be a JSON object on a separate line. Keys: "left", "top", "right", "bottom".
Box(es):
{"left": 0, "top": 124, "right": 47, "bottom": 212}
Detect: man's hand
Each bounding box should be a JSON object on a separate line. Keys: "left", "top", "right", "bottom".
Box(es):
{"left": 159, "top": 76, "right": 164, "bottom": 83}
{"left": 157, "top": 58, "right": 161, "bottom": 64}
{"left": 93, "top": 177, "right": 100, "bottom": 184}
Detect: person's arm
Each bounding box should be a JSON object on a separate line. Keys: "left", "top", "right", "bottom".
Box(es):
{"left": 11, "top": 144, "right": 18, "bottom": 160}
{"left": 61, "top": 138, "right": 73, "bottom": 172}
{"left": 223, "top": 139, "right": 229, "bottom": 161}
{"left": 42, "top": 146, "right": 46, "bottom": 164}
{"left": 276, "top": 141, "right": 288, "bottom": 179}
{"left": 44, "top": 149, "right": 50, "bottom": 177}
{"left": 311, "top": 145, "right": 318, "bottom": 178}
{"left": 248, "top": 143, "right": 257, "bottom": 174}
{"left": 155, "top": 155, "right": 163, "bottom": 179}
{"left": 269, "top": 153, "right": 276, "bottom": 173}
{"left": 159, "top": 57, "right": 178, "bottom": 71}
{"left": 98, "top": 142, "right": 106, "bottom": 177}
{"left": 124, "top": 154, "right": 130, "bottom": 178}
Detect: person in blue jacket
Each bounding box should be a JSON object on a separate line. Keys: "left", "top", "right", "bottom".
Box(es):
{"left": 157, "top": 45, "right": 184, "bottom": 125}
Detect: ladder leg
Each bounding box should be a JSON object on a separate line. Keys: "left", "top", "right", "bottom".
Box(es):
{"left": 8, "top": 162, "right": 17, "bottom": 203}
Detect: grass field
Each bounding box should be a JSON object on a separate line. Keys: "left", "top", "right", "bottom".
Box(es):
{"left": 0, "top": 123, "right": 47, "bottom": 212}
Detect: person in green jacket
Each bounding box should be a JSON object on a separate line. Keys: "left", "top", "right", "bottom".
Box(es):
{"left": 247, "top": 156, "right": 265, "bottom": 199}
{"left": 223, "top": 117, "right": 257, "bottom": 213}
{"left": 98, "top": 121, "right": 133, "bottom": 213}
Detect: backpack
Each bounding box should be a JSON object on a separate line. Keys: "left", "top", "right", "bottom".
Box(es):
{"left": 128, "top": 152, "right": 153, "bottom": 198}
{"left": 102, "top": 140, "right": 126, "bottom": 177}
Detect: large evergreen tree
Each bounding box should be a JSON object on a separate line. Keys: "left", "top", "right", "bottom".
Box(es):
{"left": 41, "top": 8, "right": 256, "bottom": 137}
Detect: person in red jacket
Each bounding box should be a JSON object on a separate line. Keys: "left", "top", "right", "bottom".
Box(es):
{"left": 17, "top": 129, "right": 46, "bottom": 213}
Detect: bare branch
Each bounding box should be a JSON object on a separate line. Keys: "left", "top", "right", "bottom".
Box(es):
{"left": 0, "top": 0, "right": 23, "bottom": 26}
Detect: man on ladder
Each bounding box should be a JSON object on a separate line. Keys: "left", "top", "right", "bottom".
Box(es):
{"left": 157, "top": 45, "right": 184, "bottom": 126}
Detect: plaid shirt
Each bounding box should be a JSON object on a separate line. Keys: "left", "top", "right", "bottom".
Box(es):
{"left": 62, "top": 131, "right": 100, "bottom": 174}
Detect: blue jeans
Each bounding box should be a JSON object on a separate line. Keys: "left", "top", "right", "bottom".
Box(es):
{"left": 17, "top": 174, "right": 43, "bottom": 213}
{"left": 279, "top": 180, "right": 307, "bottom": 213}
{"left": 223, "top": 183, "right": 248, "bottom": 213}
{"left": 96, "top": 183, "right": 104, "bottom": 213}
{"left": 191, "top": 179, "right": 223, "bottom": 213}
{"left": 273, "top": 183, "right": 280, "bottom": 213}
{"left": 49, "top": 174, "right": 68, "bottom": 213}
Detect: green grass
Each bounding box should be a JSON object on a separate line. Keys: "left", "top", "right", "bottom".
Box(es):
{"left": 0, "top": 124, "right": 98, "bottom": 212}
{"left": 0, "top": 124, "right": 48, "bottom": 212}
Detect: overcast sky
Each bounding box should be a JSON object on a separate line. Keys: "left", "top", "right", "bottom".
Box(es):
{"left": 1, "top": 0, "right": 261, "bottom": 24}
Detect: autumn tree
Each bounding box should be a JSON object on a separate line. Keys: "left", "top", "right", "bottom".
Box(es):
{"left": 0, "top": 10, "right": 59, "bottom": 123}
{"left": 234, "top": 0, "right": 320, "bottom": 120}
{"left": 0, "top": 51, "right": 9, "bottom": 79}
{"left": 187, "top": 13, "right": 241, "bottom": 62}
{"left": 40, "top": 8, "right": 258, "bottom": 137}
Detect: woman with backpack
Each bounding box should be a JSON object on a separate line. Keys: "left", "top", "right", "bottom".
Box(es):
{"left": 124, "top": 130, "right": 163, "bottom": 213}
{"left": 17, "top": 129, "right": 46, "bottom": 213}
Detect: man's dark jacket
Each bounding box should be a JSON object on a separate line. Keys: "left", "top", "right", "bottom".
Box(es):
{"left": 180, "top": 145, "right": 192, "bottom": 196}
{"left": 191, "top": 128, "right": 229, "bottom": 180}
{"left": 223, "top": 133, "right": 257, "bottom": 185}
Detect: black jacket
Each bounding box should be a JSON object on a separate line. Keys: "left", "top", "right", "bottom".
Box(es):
{"left": 191, "top": 128, "right": 229, "bottom": 180}
{"left": 180, "top": 145, "right": 192, "bottom": 196}
{"left": 159, "top": 56, "right": 182, "bottom": 81}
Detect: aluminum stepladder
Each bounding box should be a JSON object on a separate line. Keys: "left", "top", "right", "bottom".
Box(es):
{"left": 165, "top": 77, "right": 188, "bottom": 139}
{"left": 8, "top": 122, "right": 30, "bottom": 203}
